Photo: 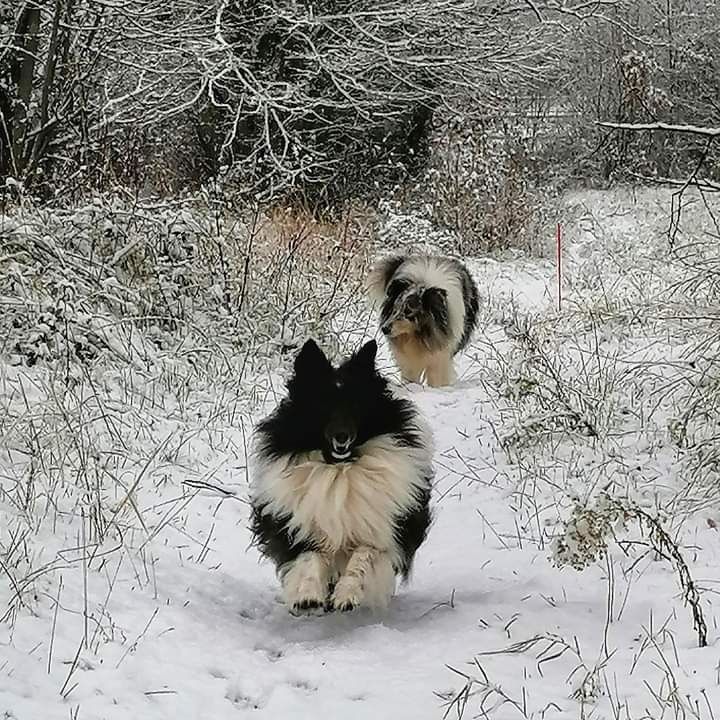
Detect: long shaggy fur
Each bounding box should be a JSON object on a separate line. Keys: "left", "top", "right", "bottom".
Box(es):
{"left": 368, "top": 254, "right": 479, "bottom": 387}
{"left": 250, "top": 338, "right": 433, "bottom": 614}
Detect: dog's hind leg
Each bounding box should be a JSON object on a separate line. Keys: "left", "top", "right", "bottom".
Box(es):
{"left": 425, "top": 351, "right": 455, "bottom": 387}
{"left": 281, "top": 552, "right": 331, "bottom": 614}
{"left": 330, "top": 546, "right": 395, "bottom": 611}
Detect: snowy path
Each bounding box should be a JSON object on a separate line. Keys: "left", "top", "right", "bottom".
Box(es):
{"left": 0, "top": 338, "right": 517, "bottom": 718}
{"left": 2, "top": 238, "right": 719, "bottom": 720}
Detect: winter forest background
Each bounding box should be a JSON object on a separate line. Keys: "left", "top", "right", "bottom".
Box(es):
{"left": 1, "top": 2, "right": 720, "bottom": 719}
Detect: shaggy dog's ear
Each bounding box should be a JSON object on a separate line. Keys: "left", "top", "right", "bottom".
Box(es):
{"left": 294, "top": 339, "right": 331, "bottom": 376}
{"left": 351, "top": 339, "right": 378, "bottom": 370}
{"left": 422, "top": 286, "right": 447, "bottom": 310}
{"left": 366, "top": 255, "right": 407, "bottom": 305}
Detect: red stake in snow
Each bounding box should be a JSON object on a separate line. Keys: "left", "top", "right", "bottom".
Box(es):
{"left": 556, "top": 222, "right": 562, "bottom": 312}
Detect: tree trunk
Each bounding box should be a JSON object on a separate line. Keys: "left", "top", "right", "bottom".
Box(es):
{"left": 11, "top": 4, "right": 42, "bottom": 177}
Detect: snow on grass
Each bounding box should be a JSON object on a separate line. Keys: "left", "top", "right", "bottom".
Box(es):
{"left": 1, "top": 187, "right": 719, "bottom": 719}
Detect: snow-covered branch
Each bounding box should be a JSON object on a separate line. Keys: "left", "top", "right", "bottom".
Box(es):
{"left": 597, "top": 121, "right": 720, "bottom": 138}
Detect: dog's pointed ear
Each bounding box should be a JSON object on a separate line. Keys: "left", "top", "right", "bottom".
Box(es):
{"left": 294, "top": 339, "right": 331, "bottom": 376}
{"left": 353, "top": 339, "right": 378, "bottom": 370}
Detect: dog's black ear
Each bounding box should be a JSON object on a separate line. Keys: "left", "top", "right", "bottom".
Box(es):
{"left": 353, "top": 339, "right": 378, "bottom": 370}
{"left": 423, "top": 287, "right": 450, "bottom": 331}
{"left": 294, "top": 339, "right": 331, "bottom": 376}
{"left": 422, "top": 286, "right": 447, "bottom": 310}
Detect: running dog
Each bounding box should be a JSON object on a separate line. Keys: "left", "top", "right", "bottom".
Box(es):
{"left": 250, "top": 339, "right": 433, "bottom": 613}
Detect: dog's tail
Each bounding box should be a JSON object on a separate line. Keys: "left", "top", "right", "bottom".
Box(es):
{"left": 366, "top": 254, "right": 407, "bottom": 306}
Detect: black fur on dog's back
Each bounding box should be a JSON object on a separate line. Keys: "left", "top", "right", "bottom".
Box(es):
{"left": 450, "top": 258, "right": 480, "bottom": 352}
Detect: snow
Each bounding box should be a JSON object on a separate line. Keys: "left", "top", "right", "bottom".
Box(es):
{"left": 1, "top": 188, "right": 719, "bottom": 720}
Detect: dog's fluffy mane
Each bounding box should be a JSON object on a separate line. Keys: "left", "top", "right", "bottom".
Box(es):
{"left": 368, "top": 253, "right": 479, "bottom": 354}
{"left": 250, "top": 340, "right": 434, "bottom": 591}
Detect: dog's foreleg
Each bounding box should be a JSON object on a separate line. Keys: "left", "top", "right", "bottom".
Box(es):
{"left": 426, "top": 351, "right": 455, "bottom": 387}
{"left": 281, "top": 552, "right": 330, "bottom": 613}
{"left": 331, "top": 546, "right": 395, "bottom": 611}
{"left": 391, "top": 342, "right": 424, "bottom": 384}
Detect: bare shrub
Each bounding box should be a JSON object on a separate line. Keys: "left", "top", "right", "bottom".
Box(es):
{"left": 548, "top": 0, "right": 720, "bottom": 184}
{"left": 1, "top": 1, "right": 570, "bottom": 204}
{"left": 424, "top": 116, "right": 557, "bottom": 256}
{"left": 553, "top": 492, "right": 707, "bottom": 648}
{"left": 384, "top": 114, "right": 558, "bottom": 258}
{"left": 491, "top": 306, "right": 623, "bottom": 454}
{"left": 209, "top": 1, "right": 566, "bottom": 208}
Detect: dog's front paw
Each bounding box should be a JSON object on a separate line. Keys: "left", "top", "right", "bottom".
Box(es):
{"left": 283, "top": 565, "right": 328, "bottom": 615}
{"left": 290, "top": 597, "right": 325, "bottom": 616}
{"left": 286, "top": 583, "right": 327, "bottom": 615}
{"left": 330, "top": 577, "right": 364, "bottom": 612}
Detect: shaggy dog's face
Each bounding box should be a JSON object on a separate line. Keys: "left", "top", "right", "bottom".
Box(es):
{"left": 380, "top": 278, "right": 449, "bottom": 345}
{"left": 285, "top": 339, "right": 387, "bottom": 464}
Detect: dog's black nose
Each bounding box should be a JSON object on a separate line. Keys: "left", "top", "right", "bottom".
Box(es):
{"left": 381, "top": 325, "right": 391, "bottom": 335}
{"left": 334, "top": 431, "right": 349, "bottom": 445}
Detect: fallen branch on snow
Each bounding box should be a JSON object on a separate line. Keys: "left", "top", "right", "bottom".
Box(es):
{"left": 596, "top": 121, "right": 720, "bottom": 138}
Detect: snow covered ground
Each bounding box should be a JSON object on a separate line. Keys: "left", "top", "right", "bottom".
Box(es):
{"left": 1, "top": 188, "right": 719, "bottom": 719}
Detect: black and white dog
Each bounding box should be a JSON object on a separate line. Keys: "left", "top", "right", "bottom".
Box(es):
{"left": 368, "top": 254, "right": 479, "bottom": 387}
{"left": 250, "top": 339, "right": 433, "bottom": 614}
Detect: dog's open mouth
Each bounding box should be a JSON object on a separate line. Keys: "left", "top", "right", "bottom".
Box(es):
{"left": 330, "top": 449, "right": 353, "bottom": 461}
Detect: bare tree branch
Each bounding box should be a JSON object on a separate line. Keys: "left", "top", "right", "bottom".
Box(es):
{"left": 597, "top": 121, "right": 720, "bottom": 138}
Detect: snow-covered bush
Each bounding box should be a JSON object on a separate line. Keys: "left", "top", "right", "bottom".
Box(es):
{"left": 11, "top": 289, "right": 103, "bottom": 369}
{"left": 553, "top": 492, "right": 707, "bottom": 647}
{"left": 552, "top": 3, "right": 720, "bottom": 184}
{"left": 2, "top": 1, "right": 563, "bottom": 206}
{"left": 491, "top": 307, "right": 618, "bottom": 453}
{"left": 0, "top": 187, "right": 372, "bottom": 376}
{"left": 397, "top": 115, "right": 557, "bottom": 257}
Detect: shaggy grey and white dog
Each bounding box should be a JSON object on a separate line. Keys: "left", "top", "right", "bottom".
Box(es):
{"left": 368, "top": 254, "right": 479, "bottom": 387}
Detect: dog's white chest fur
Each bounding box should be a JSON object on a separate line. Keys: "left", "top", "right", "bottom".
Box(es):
{"left": 254, "top": 436, "right": 425, "bottom": 557}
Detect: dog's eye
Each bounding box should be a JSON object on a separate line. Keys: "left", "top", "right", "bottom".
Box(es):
{"left": 406, "top": 294, "right": 421, "bottom": 310}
